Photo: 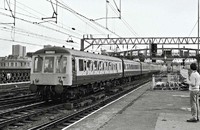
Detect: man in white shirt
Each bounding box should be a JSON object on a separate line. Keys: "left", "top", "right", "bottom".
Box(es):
{"left": 186, "top": 63, "right": 200, "bottom": 122}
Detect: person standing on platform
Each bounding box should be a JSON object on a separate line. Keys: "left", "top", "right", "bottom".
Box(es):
{"left": 185, "top": 63, "right": 200, "bottom": 122}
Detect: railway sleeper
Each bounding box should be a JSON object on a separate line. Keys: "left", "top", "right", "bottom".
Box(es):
{"left": 107, "top": 88, "right": 120, "bottom": 95}
{"left": 12, "top": 122, "right": 24, "bottom": 126}
{"left": 64, "top": 103, "right": 74, "bottom": 110}
{"left": 91, "top": 93, "right": 105, "bottom": 101}
{"left": 78, "top": 99, "right": 93, "bottom": 108}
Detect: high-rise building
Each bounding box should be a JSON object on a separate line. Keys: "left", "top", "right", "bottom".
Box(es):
{"left": 12, "top": 45, "right": 26, "bottom": 57}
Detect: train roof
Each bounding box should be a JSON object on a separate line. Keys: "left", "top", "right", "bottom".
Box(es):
{"left": 33, "top": 47, "right": 122, "bottom": 61}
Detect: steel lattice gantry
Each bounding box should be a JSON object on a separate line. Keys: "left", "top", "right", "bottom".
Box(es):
{"left": 80, "top": 37, "right": 200, "bottom": 51}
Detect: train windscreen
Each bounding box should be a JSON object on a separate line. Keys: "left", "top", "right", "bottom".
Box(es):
{"left": 56, "top": 56, "right": 67, "bottom": 73}
{"left": 44, "top": 57, "right": 54, "bottom": 73}
{"left": 33, "top": 56, "right": 43, "bottom": 73}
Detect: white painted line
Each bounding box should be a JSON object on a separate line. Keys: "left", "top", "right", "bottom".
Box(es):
{"left": 0, "top": 81, "right": 30, "bottom": 86}
{"left": 172, "top": 95, "right": 189, "bottom": 98}
{"left": 62, "top": 82, "right": 149, "bottom": 130}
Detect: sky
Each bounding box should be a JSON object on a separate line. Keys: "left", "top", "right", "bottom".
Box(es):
{"left": 0, "top": 0, "right": 199, "bottom": 56}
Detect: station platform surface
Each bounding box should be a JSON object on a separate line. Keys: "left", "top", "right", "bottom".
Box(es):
{"left": 64, "top": 82, "right": 200, "bottom": 130}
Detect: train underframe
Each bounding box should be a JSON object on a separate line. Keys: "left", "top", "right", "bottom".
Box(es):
{"left": 32, "top": 72, "right": 157, "bottom": 101}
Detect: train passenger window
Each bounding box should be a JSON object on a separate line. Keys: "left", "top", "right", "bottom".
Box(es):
{"left": 33, "top": 56, "right": 43, "bottom": 73}
{"left": 104, "top": 62, "right": 107, "bottom": 70}
{"left": 94, "top": 61, "right": 97, "bottom": 70}
{"left": 72, "top": 58, "right": 75, "bottom": 72}
{"left": 87, "top": 60, "right": 91, "bottom": 71}
{"left": 44, "top": 57, "right": 54, "bottom": 73}
{"left": 102, "top": 62, "right": 105, "bottom": 70}
{"left": 98, "top": 61, "right": 102, "bottom": 70}
{"left": 84, "top": 60, "right": 87, "bottom": 71}
{"left": 56, "top": 56, "right": 67, "bottom": 73}
{"left": 119, "top": 63, "right": 121, "bottom": 70}
{"left": 109, "top": 62, "right": 112, "bottom": 70}
{"left": 79, "top": 59, "right": 84, "bottom": 71}
{"left": 113, "top": 64, "right": 115, "bottom": 70}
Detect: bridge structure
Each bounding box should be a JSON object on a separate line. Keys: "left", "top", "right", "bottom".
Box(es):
{"left": 80, "top": 37, "right": 200, "bottom": 58}
{"left": 80, "top": 37, "right": 200, "bottom": 51}
{"left": 81, "top": 37, "right": 200, "bottom": 71}
{"left": 109, "top": 48, "right": 197, "bottom": 58}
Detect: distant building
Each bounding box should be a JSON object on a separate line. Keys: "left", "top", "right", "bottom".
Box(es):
{"left": 12, "top": 45, "right": 26, "bottom": 57}
{"left": 0, "top": 45, "right": 31, "bottom": 69}
{"left": 0, "top": 55, "right": 31, "bottom": 69}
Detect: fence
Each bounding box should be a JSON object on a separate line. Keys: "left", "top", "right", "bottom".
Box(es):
{"left": 152, "top": 73, "right": 188, "bottom": 90}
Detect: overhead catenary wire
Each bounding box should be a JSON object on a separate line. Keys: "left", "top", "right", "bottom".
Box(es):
{"left": 58, "top": 0, "right": 112, "bottom": 36}
{"left": 0, "top": 11, "right": 81, "bottom": 40}
{"left": 107, "top": 1, "right": 139, "bottom": 37}
{"left": 0, "top": 12, "right": 81, "bottom": 48}
{"left": 49, "top": 0, "right": 121, "bottom": 37}
{"left": 0, "top": 0, "right": 141, "bottom": 52}
{"left": 0, "top": 26, "right": 68, "bottom": 44}
{"left": 1, "top": 0, "right": 122, "bottom": 39}
{"left": 15, "top": 1, "right": 84, "bottom": 37}
{"left": 0, "top": 2, "right": 83, "bottom": 41}
{"left": 9, "top": 0, "right": 110, "bottom": 38}
{"left": 16, "top": 1, "right": 98, "bottom": 37}
{"left": 188, "top": 20, "right": 198, "bottom": 37}
{"left": 0, "top": 3, "right": 83, "bottom": 38}
{"left": 0, "top": 37, "right": 43, "bottom": 47}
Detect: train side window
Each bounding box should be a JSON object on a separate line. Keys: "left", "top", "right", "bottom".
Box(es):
{"left": 94, "top": 61, "right": 97, "bottom": 71}
{"left": 87, "top": 60, "right": 91, "bottom": 71}
{"left": 113, "top": 64, "right": 115, "bottom": 70}
{"left": 91, "top": 61, "right": 93, "bottom": 71}
{"left": 119, "top": 63, "right": 121, "bottom": 70}
{"left": 72, "top": 58, "right": 75, "bottom": 72}
{"left": 79, "top": 59, "right": 84, "bottom": 71}
{"left": 84, "top": 60, "right": 87, "bottom": 71}
{"left": 98, "top": 61, "right": 102, "bottom": 70}
{"left": 104, "top": 62, "right": 107, "bottom": 70}
{"left": 109, "top": 62, "right": 112, "bottom": 70}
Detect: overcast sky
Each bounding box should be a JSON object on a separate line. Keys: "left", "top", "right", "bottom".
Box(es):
{"left": 0, "top": 0, "right": 199, "bottom": 56}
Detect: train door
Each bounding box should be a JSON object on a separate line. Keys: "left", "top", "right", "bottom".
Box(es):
{"left": 121, "top": 58, "right": 125, "bottom": 77}
{"left": 72, "top": 57, "right": 77, "bottom": 83}
{"left": 140, "top": 62, "right": 142, "bottom": 75}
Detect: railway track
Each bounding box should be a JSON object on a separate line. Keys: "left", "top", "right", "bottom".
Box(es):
{"left": 0, "top": 78, "right": 150, "bottom": 130}
{"left": 0, "top": 101, "right": 45, "bottom": 129}
{"left": 0, "top": 94, "right": 39, "bottom": 110}
{"left": 27, "top": 78, "right": 150, "bottom": 130}
{"left": 0, "top": 82, "right": 31, "bottom": 98}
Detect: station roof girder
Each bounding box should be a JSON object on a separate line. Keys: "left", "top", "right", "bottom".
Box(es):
{"left": 81, "top": 37, "right": 200, "bottom": 51}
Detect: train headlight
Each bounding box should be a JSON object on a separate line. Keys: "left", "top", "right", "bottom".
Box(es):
{"left": 29, "top": 84, "right": 37, "bottom": 93}
{"left": 55, "top": 85, "right": 63, "bottom": 94}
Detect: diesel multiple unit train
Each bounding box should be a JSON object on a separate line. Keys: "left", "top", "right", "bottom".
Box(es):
{"left": 29, "top": 46, "right": 165, "bottom": 100}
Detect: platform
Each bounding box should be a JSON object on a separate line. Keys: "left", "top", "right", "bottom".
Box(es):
{"left": 63, "top": 82, "right": 200, "bottom": 130}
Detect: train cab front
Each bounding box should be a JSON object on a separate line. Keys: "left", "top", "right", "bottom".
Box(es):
{"left": 29, "top": 52, "right": 72, "bottom": 100}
